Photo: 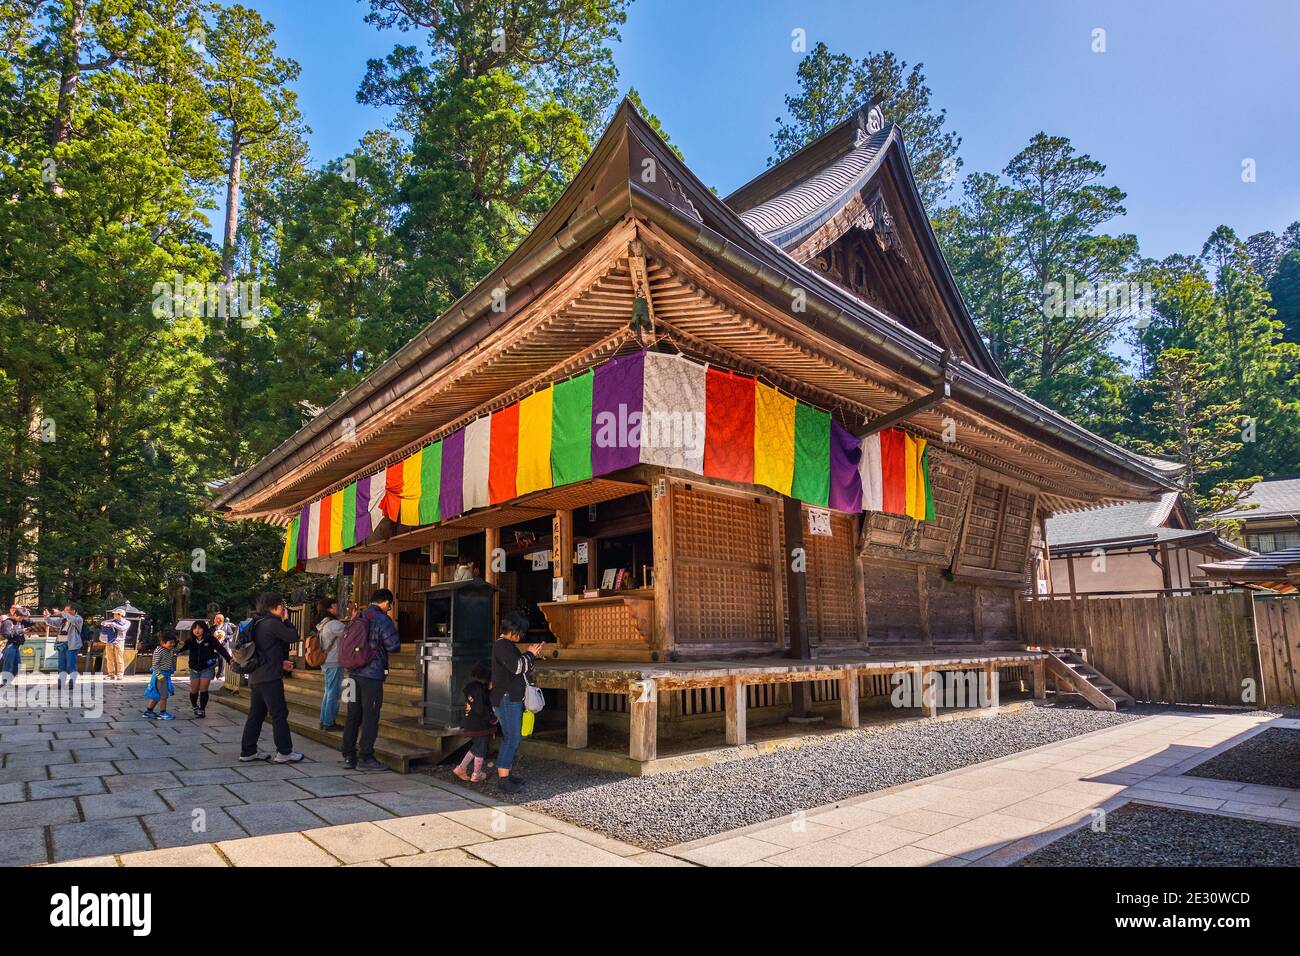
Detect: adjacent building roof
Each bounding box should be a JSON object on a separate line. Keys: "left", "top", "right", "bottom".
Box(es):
{"left": 1046, "top": 491, "right": 1250, "bottom": 558}
{"left": 1200, "top": 546, "right": 1300, "bottom": 593}
{"left": 1215, "top": 475, "right": 1300, "bottom": 521}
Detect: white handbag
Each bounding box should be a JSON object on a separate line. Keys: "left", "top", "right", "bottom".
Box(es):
{"left": 523, "top": 673, "right": 545, "bottom": 713}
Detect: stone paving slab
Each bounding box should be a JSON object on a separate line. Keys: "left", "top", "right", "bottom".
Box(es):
{"left": 4, "top": 674, "right": 660, "bottom": 867}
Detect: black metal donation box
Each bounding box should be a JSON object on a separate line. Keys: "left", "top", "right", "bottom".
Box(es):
{"left": 417, "top": 579, "right": 498, "bottom": 728}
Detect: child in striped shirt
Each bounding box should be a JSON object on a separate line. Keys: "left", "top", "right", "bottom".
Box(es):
{"left": 144, "top": 634, "right": 179, "bottom": 720}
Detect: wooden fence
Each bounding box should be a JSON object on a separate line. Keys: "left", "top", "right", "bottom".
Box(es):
{"left": 1018, "top": 589, "right": 1291, "bottom": 708}
{"left": 1254, "top": 594, "right": 1300, "bottom": 708}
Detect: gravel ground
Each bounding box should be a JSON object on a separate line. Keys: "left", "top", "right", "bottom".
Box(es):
{"left": 425, "top": 704, "right": 1137, "bottom": 849}
{"left": 1185, "top": 727, "right": 1300, "bottom": 790}
{"left": 1018, "top": 802, "right": 1300, "bottom": 866}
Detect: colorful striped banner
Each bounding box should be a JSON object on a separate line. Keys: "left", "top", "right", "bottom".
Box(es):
{"left": 419, "top": 440, "right": 442, "bottom": 525}
{"left": 859, "top": 428, "right": 934, "bottom": 520}
{"left": 463, "top": 417, "right": 491, "bottom": 511}
{"left": 516, "top": 388, "right": 553, "bottom": 495}
{"left": 488, "top": 403, "right": 519, "bottom": 504}
{"left": 280, "top": 351, "right": 937, "bottom": 563}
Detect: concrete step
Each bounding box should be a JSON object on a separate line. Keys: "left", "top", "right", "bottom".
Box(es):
{"left": 287, "top": 669, "right": 423, "bottom": 700}
{"left": 213, "top": 690, "right": 450, "bottom": 773}
{"left": 279, "top": 678, "right": 424, "bottom": 721}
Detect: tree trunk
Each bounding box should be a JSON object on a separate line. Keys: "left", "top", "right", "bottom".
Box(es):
{"left": 222, "top": 133, "right": 242, "bottom": 285}
{"left": 0, "top": 383, "right": 33, "bottom": 607}
{"left": 50, "top": 0, "right": 87, "bottom": 157}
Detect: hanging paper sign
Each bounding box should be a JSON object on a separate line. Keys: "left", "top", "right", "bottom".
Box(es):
{"left": 575, "top": 542, "right": 589, "bottom": 565}
{"left": 808, "top": 507, "right": 833, "bottom": 537}
{"left": 530, "top": 550, "right": 551, "bottom": 571}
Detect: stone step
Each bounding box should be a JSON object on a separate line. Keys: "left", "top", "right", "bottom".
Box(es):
{"left": 213, "top": 691, "right": 449, "bottom": 773}
{"left": 279, "top": 678, "right": 424, "bottom": 721}
{"left": 287, "top": 669, "right": 423, "bottom": 700}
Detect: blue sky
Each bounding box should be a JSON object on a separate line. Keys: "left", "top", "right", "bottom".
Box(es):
{"left": 252, "top": 0, "right": 1300, "bottom": 259}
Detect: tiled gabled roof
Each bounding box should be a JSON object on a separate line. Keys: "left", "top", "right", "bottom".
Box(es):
{"left": 737, "top": 125, "right": 894, "bottom": 247}
{"left": 1046, "top": 492, "right": 1181, "bottom": 547}
{"left": 1215, "top": 475, "right": 1300, "bottom": 520}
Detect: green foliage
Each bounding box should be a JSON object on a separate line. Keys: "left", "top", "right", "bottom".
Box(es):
{"left": 936, "top": 133, "right": 1139, "bottom": 425}
{"left": 1130, "top": 349, "right": 1259, "bottom": 528}
{"left": 357, "top": 0, "right": 627, "bottom": 325}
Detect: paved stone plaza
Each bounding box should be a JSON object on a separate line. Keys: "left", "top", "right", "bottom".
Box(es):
{"left": 2, "top": 672, "right": 1295, "bottom": 866}
{"left": 0, "top": 673, "right": 677, "bottom": 867}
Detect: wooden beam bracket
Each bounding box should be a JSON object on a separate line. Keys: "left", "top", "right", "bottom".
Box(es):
{"left": 858, "top": 350, "right": 954, "bottom": 439}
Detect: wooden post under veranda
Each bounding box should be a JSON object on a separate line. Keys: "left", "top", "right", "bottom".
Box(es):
{"left": 783, "top": 495, "right": 815, "bottom": 719}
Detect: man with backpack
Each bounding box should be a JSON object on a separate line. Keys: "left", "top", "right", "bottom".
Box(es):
{"left": 236, "top": 592, "right": 303, "bottom": 764}
{"left": 339, "top": 588, "right": 401, "bottom": 771}
{"left": 42, "top": 603, "right": 84, "bottom": 689}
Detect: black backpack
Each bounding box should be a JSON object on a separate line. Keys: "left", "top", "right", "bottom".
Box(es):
{"left": 229, "top": 617, "right": 261, "bottom": 675}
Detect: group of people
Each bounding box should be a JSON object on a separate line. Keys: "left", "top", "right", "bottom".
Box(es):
{"left": 452, "top": 609, "right": 544, "bottom": 794}
{"left": 309, "top": 593, "right": 543, "bottom": 789}
{"left": 141, "top": 615, "right": 235, "bottom": 720}
{"left": 1, "top": 603, "right": 133, "bottom": 684}
{"left": 234, "top": 589, "right": 400, "bottom": 770}
{"left": 133, "top": 587, "right": 542, "bottom": 786}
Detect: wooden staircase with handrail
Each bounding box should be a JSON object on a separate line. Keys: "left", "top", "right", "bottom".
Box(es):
{"left": 1043, "top": 649, "right": 1135, "bottom": 711}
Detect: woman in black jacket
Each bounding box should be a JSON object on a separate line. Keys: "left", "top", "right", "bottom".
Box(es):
{"left": 489, "top": 611, "right": 543, "bottom": 794}
{"left": 183, "top": 620, "right": 231, "bottom": 718}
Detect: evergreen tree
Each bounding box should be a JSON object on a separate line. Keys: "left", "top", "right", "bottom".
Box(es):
{"left": 1132, "top": 349, "right": 1258, "bottom": 528}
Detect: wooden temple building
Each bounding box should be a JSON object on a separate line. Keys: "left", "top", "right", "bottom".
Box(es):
{"left": 211, "top": 99, "right": 1173, "bottom": 770}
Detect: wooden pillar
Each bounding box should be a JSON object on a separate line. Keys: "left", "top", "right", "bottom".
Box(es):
{"left": 920, "top": 666, "right": 938, "bottom": 718}
{"left": 628, "top": 678, "right": 657, "bottom": 761}
{"left": 484, "top": 527, "right": 500, "bottom": 634}
{"left": 552, "top": 510, "right": 573, "bottom": 599}
{"left": 566, "top": 676, "right": 588, "bottom": 750}
{"left": 429, "top": 541, "right": 444, "bottom": 585}
{"left": 782, "top": 496, "right": 814, "bottom": 718}
{"left": 650, "top": 477, "right": 674, "bottom": 656}
{"left": 386, "top": 551, "right": 400, "bottom": 623}
{"left": 1032, "top": 658, "right": 1047, "bottom": 700}
{"left": 724, "top": 678, "right": 747, "bottom": 746}
{"left": 839, "top": 669, "right": 860, "bottom": 729}
{"left": 984, "top": 662, "right": 1000, "bottom": 709}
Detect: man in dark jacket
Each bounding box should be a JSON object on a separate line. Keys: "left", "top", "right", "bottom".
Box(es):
{"left": 238, "top": 592, "right": 303, "bottom": 764}
{"left": 341, "top": 588, "right": 402, "bottom": 771}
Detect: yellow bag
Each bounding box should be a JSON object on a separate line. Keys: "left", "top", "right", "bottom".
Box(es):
{"left": 521, "top": 710, "right": 535, "bottom": 737}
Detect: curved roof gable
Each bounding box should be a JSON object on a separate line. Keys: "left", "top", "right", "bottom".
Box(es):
{"left": 725, "top": 105, "right": 1002, "bottom": 380}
